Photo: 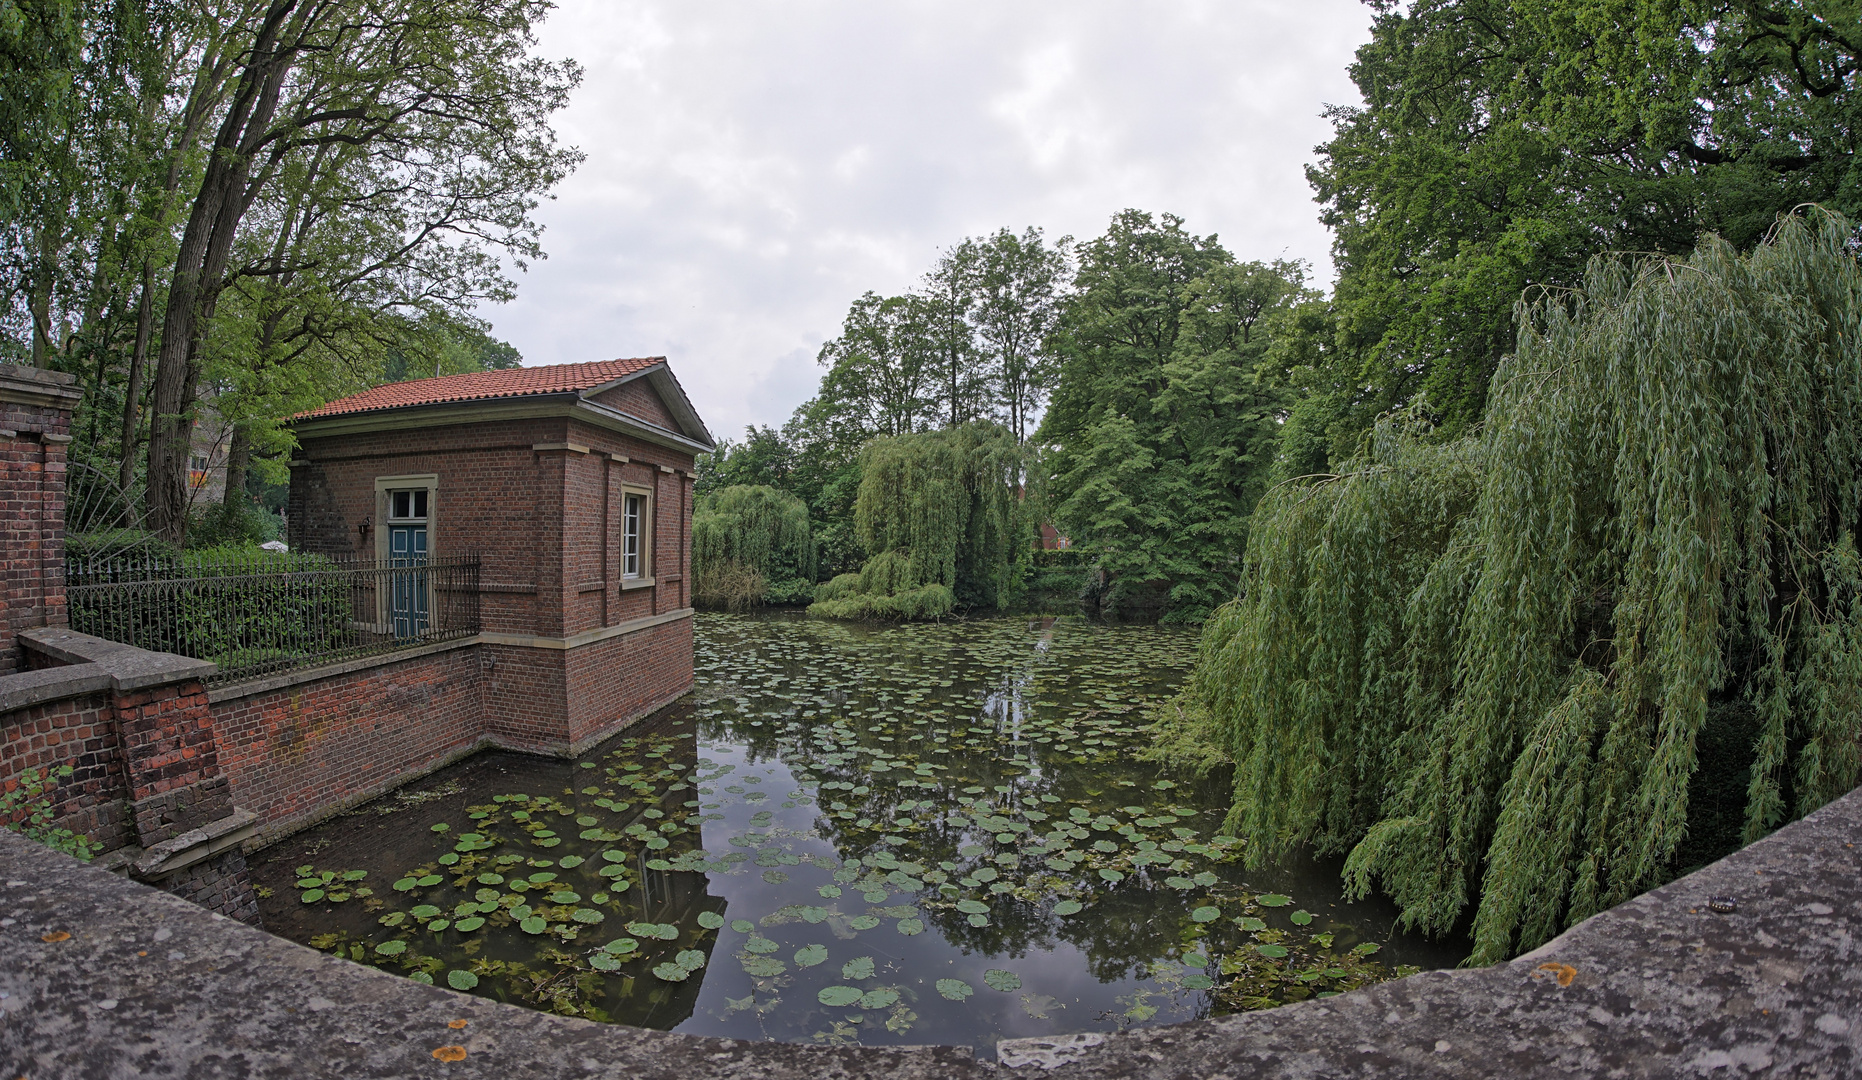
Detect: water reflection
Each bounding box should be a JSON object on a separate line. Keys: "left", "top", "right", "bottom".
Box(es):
{"left": 251, "top": 613, "right": 1468, "bottom": 1057}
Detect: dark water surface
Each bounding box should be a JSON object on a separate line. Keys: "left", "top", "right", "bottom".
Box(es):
{"left": 251, "top": 612, "right": 1469, "bottom": 1056}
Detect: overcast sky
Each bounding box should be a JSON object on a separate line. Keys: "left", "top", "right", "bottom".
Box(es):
{"left": 493, "top": 0, "right": 1374, "bottom": 440}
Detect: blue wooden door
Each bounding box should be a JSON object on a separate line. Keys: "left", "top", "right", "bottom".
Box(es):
{"left": 389, "top": 524, "right": 428, "bottom": 637}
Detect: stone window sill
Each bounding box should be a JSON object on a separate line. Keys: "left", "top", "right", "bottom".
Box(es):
{"left": 620, "top": 576, "right": 656, "bottom": 591}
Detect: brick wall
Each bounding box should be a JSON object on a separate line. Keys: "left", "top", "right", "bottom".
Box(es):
{"left": 0, "top": 367, "right": 78, "bottom": 675}
{"left": 0, "top": 690, "right": 132, "bottom": 851}
{"left": 589, "top": 378, "right": 677, "bottom": 428}
{"left": 210, "top": 644, "right": 489, "bottom": 840}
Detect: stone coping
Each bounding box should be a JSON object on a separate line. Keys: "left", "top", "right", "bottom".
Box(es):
{"left": 0, "top": 662, "right": 112, "bottom": 715}
{"left": 17, "top": 626, "right": 216, "bottom": 691}
{"left": 0, "top": 362, "right": 82, "bottom": 411}
{"left": 2, "top": 786, "right": 1857, "bottom": 1078}
{"left": 206, "top": 634, "right": 481, "bottom": 703}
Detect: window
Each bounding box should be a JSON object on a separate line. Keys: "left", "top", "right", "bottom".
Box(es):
{"left": 622, "top": 492, "right": 647, "bottom": 578}
{"left": 389, "top": 488, "right": 429, "bottom": 521}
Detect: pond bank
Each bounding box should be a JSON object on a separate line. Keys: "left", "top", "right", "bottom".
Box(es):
{"left": 4, "top": 779, "right": 1855, "bottom": 1077}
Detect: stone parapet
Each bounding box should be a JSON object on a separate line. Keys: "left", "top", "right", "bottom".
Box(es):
{"left": 2, "top": 780, "right": 1857, "bottom": 1078}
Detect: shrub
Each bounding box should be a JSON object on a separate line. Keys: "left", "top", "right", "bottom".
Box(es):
{"left": 692, "top": 485, "right": 815, "bottom": 609}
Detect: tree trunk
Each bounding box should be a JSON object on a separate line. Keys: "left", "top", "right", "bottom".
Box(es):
{"left": 119, "top": 260, "right": 154, "bottom": 493}
{"left": 221, "top": 425, "right": 250, "bottom": 509}
{"left": 146, "top": 0, "right": 298, "bottom": 542}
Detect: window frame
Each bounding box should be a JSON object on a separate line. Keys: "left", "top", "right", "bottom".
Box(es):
{"left": 618, "top": 484, "right": 653, "bottom": 585}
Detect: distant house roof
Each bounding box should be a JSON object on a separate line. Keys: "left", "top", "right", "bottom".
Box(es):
{"left": 293, "top": 357, "right": 714, "bottom": 451}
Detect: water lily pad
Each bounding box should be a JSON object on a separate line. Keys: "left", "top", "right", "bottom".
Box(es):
{"left": 818, "top": 884, "right": 842, "bottom": 899}
{"left": 1098, "top": 869, "right": 1125, "bottom": 883}
{"left": 1181, "top": 974, "right": 1215, "bottom": 990}
{"left": 416, "top": 875, "right": 442, "bottom": 887}
{"left": 603, "top": 937, "right": 640, "bottom": 955}
{"left": 411, "top": 905, "right": 442, "bottom": 919}
{"left": 896, "top": 918, "right": 924, "bottom": 936}
{"left": 299, "top": 888, "right": 325, "bottom": 903}
{"left": 1236, "top": 917, "right": 1267, "bottom": 932}
{"left": 1289, "top": 909, "right": 1314, "bottom": 925}
{"left": 983, "top": 968, "right": 1021, "bottom": 992}
{"left": 557, "top": 855, "right": 585, "bottom": 869}
{"left": 848, "top": 915, "right": 880, "bottom": 931}
{"left": 955, "top": 899, "right": 989, "bottom": 914}
{"left": 1191, "top": 906, "right": 1221, "bottom": 923}
{"left": 589, "top": 952, "right": 622, "bottom": 971}
{"left": 697, "top": 911, "right": 726, "bottom": 930}
{"left": 817, "top": 986, "right": 863, "bottom": 1007}
{"left": 794, "top": 944, "right": 829, "bottom": 967}
{"left": 676, "top": 949, "right": 707, "bottom": 971}
{"left": 1255, "top": 943, "right": 1290, "bottom": 959}
{"left": 653, "top": 962, "right": 692, "bottom": 981}
{"left": 447, "top": 969, "right": 478, "bottom": 990}
{"left": 1053, "top": 900, "right": 1083, "bottom": 916}
{"left": 966, "top": 913, "right": 989, "bottom": 927}
{"left": 730, "top": 919, "right": 755, "bottom": 933}
{"left": 860, "top": 988, "right": 899, "bottom": 1009}
{"left": 430, "top": 823, "right": 450, "bottom": 832}
{"left": 374, "top": 940, "right": 407, "bottom": 956}
{"left": 1257, "top": 893, "right": 1292, "bottom": 907}
{"left": 744, "top": 935, "right": 779, "bottom": 954}
{"left": 550, "top": 890, "right": 581, "bottom": 904}
{"left": 741, "top": 955, "right": 787, "bottom": 977}
{"left": 571, "top": 908, "right": 605, "bottom": 924}
{"left": 454, "top": 917, "right": 486, "bottom": 932}
{"left": 392, "top": 878, "right": 416, "bottom": 892}
{"left": 842, "top": 956, "right": 875, "bottom": 980}
{"left": 936, "top": 978, "right": 973, "bottom": 1001}
{"left": 520, "top": 916, "right": 547, "bottom": 934}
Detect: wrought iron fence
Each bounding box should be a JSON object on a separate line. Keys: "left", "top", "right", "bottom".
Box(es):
{"left": 65, "top": 551, "right": 481, "bottom": 686}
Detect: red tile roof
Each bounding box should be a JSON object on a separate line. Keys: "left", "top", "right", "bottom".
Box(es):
{"left": 295, "top": 358, "right": 665, "bottom": 420}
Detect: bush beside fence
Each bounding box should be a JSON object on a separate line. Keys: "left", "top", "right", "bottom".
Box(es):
{"left": 65, "top": 549, "right": 480, "bottom": 685}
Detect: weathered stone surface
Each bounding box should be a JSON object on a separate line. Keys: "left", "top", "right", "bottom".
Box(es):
{"left": 18, "top": 626, "right": 217, "bottom": 690}
{"left": 2, "top": 784, "right": 1857, "bottom": 1079}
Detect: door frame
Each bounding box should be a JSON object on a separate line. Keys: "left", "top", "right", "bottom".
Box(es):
{"left": 372, "top": 473, "right": 439, "bottom": 633}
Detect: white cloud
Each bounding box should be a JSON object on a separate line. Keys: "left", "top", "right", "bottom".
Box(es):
{"left": 490, "top": 0, "right": 1372, "bottom": 439}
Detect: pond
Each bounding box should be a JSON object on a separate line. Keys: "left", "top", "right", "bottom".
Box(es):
{"left": 251, "top": 612, "right": 1469, "bottom": 1057}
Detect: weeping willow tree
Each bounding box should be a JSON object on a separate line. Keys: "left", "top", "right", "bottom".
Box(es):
{"left": 809, "top": 422, "right": 1027, "bottom": 620}
{"left": 692, "top": 485, "right": 817, "bottom": 611}
{"left": 1199, "top": 210, "right": 1862, "bottom": 965}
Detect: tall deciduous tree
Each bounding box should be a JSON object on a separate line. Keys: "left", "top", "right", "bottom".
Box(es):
{"left": 814, "top": 291, "right": 935, "bottom": 439}
{"left": 973, "top": 226, "right": 1069, "bottom": 443}
{"left": 920, "top": 237, "right": 991, "bottom": 429}
{"left": 1040, "top": 211, "right": 1309, "bottom": 619}
{"left": 142, "top": 0, "right": 580, "bottom": 540}
{"left": 1310, "top": 0, "right": 1861, "bottom": 443}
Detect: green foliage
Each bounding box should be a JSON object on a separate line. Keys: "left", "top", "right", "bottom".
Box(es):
{"left": 808, "top": 423, "right": 1026, "bottom": 620}
{"left": 1309, "top": 0, "right": 1862, "bottom": 441}
{"left": 1, "top": 765, "right": 98, "bottom": 860}
{"left": 1200, "top": 212, "right": 1862, "bottom": 965}
{"left": 1135, "top": 692, "right": 1233, "bottom": 777}
{"left": 67, "top": 546, "right": 353, "bottom": 671}
{"left": 1040, "top": 211, "right": 1316, "bottom": 620}
{"left": 692, "top": 485, "right": 816, "bottom": 610}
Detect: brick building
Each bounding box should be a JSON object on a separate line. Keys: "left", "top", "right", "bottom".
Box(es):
{"left": 287, "top": 357, "right": 715, "bottom": 753}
